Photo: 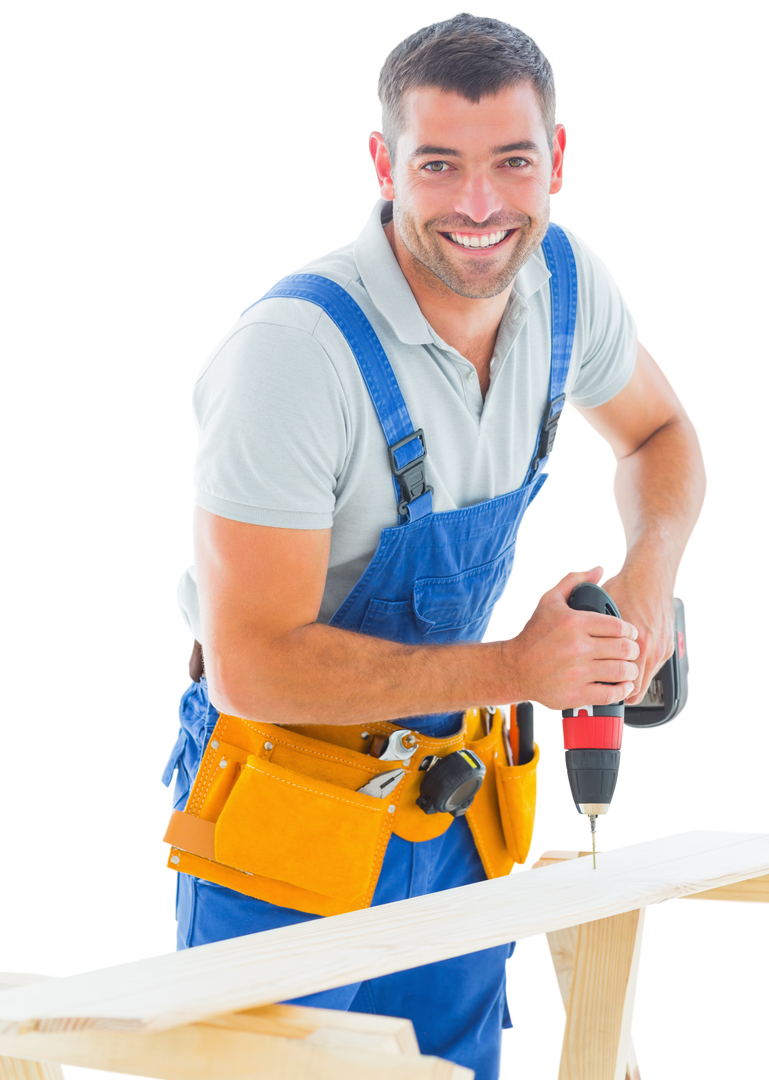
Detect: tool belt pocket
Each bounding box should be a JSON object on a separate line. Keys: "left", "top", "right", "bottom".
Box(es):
{"left": 164, "top": 713, "right": 399, "bottom": 917}
{"left": 494, "top": 744, "right": 539, "bottom": 866}
{"left": 463, "top": 709, "right": 539, "bottom": 878}
{"left": 215, "top": 753, "right": 392, "bottom": 907}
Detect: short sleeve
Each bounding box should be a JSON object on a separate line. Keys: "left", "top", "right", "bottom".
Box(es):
{"left": 565, "top": 235, "right": 637, "bottom": 408}
{"left": 192, "top": 320, "right": 350, "bottom": 528}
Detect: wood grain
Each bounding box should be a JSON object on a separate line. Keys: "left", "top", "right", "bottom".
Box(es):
{"left": 0, "top": 832, "right": 766, "bottom": 1036}
{"left": 0, "top": 1016, "right": 469, "bottom": 1080}
{"left": 0, "top": 1060, "right": 63, "bottom": 1080}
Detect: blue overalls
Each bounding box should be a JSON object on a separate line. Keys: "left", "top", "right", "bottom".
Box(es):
{"left": 164, "top": 224, "right": 577, "bottom": 1080}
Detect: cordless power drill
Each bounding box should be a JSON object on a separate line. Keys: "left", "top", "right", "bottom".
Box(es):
{"left": 561, "top": 582, "right": 689, "bottom": 867}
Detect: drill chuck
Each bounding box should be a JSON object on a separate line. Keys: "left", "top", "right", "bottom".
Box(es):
{"left": 564, "top": 748, "right": 621, "bottom": 815}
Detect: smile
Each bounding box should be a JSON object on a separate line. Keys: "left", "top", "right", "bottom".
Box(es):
{"left": 444, "top": 229, "right": 512, "bottom": 250}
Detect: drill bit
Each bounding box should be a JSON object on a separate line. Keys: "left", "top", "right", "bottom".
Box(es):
{"left": 589, "top": 814, "right": 597, "bottom": 869}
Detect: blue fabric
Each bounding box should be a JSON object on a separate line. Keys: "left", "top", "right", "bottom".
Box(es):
{"left": 175, "top": 680, "right": 512, "bottom": 1080}
{"left": 162, "top": 679, "right": 219, "bottom": 809}
{"left": 167, "top": 227, "right": 578, "bottom": 1080}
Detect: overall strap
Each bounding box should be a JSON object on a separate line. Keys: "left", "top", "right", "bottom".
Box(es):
{"left": 249, "top": 234, "right": 576, "bottom": 514}
{"left": 250, "top": 274, "right": 433, "bottom": 522}
{"left": 525, "top": 223, "right": 578, "bottom": 483}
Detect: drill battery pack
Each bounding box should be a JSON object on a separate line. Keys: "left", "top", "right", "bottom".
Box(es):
{"left": 624, "top": 597, "right": 688, "bottom": 728}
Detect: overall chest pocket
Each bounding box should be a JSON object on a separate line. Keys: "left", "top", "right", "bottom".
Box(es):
{"left": 360, "top": 542, "right": 516, "bottom": 643}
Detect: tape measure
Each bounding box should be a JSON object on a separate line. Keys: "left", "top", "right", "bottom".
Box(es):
{"left": 416, "top": 749, "right": 486, "bottom": 817}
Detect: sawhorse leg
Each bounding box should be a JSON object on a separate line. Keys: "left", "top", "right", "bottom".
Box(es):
{"left": 547, "top": 909, "right": 644, "bottom": 1080}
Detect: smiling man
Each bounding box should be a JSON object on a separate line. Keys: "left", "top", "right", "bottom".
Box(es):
{"left": 165, "top": 14, "right": 704, "bottom": 1080}
{"left": 373, "top": 81, "right": 563, "bottom": 398}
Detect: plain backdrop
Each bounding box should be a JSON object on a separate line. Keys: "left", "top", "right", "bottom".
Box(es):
{"left": 9, "top": 8, "right": 760, "bottom": 1080}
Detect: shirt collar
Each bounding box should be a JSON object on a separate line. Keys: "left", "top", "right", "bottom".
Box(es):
{"left": 353, "top": 199, "right": 552, "bottom": 344}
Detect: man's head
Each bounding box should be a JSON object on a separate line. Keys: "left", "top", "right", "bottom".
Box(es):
{"left": 378, "top": 14, "right": 555, "bottom": 161}
{"left": 372, "top": 15, "right": 564, "bottom": 301}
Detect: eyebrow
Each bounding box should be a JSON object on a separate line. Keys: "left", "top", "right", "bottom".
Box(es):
{"left": 412, "top": 140, "right": 541, "bottom": 157}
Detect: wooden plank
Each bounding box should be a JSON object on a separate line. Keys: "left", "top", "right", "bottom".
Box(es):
{"left": 0, "top": 980, "right": 68, "bottom": 1080}
{"left": 0, "top": 1060, "right": 63, "bottom": 1080}
{"left": 0, "top": 980, "right": 468, "bottom": 1080}
{"left": 0, "top": 1018, "right": 471, "bottom": 1080}
{"left": 681, "top": 874, "right": 769, "bottom": 903}
{"left": 0, "top": 832, "right": 766, "bottom": 1035}
{"left": 0, "top": 979, "right": 427, "bottom": 1077}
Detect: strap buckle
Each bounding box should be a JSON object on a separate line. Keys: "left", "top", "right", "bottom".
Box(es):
{"left": 388, "top": 429, "right": 433, "bottom": 517}
{"left": 533, "top": 394, "right": 566, "bottom": 472}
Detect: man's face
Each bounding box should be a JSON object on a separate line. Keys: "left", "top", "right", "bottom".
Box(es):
{"left": 373, "top": 83, "right": 564, "bottom": 299}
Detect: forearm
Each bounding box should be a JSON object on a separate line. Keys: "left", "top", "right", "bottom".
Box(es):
{"left": 613, "top": 413, "right": 705, "bottom": 585}
{"left": 205, "top": 621, "right": 510, "bottom": 726}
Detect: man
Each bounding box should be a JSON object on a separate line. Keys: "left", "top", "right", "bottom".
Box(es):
{"left": 165, "top": 14, "right": 704, "bottom": 1080}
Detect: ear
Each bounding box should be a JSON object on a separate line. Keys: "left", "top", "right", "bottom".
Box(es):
{"left": 550, "top": 125, "right": 566, "bottom": 195}
{"left": 369, "top": 132, "right": 395, "bottom": 200}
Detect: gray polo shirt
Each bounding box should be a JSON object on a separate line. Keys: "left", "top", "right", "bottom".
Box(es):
{"left": 178, "top": 200, "right": 636, "bottom": 641}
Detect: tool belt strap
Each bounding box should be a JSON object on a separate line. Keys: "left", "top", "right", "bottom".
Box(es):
{"left": 163, "top": 707, "right": 538, "bottom": 917}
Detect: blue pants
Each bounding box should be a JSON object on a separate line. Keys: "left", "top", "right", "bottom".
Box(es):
{"left": 171, "top": 684, "right": 514, "bottom": 1080}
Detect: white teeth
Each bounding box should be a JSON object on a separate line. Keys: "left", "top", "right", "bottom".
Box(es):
{"left": 448, "top": 230, "right": 509, "bottom": 248}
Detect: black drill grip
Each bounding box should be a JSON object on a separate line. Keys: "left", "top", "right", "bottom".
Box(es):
{"left": 565, "top": 583, "right": 625, "bottom": 719}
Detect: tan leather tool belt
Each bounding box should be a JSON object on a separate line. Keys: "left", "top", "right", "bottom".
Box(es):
{"left": 164, "top": 706, "right": 538, "bottom": 917}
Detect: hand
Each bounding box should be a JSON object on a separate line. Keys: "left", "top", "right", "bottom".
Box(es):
{"left": 503, "top": 567, "right": 640, "bottom": 710}
{"left": 601, "top": 566, "right": 676, "bottom": 706}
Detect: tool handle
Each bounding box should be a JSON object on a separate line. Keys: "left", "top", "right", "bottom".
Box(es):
{"left": 515, "top": 701, "right": 534, "bottom": 766}
{"left": 567, "top": 582, "right": 621, "bottom": 619}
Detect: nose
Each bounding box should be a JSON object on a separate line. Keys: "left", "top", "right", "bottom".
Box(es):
{"left": 453, "top": 170, "right": 503, "bottom": 224}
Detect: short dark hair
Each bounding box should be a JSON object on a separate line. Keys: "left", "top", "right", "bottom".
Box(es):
{"left": 378, "top": 14, "right": 555, "bottom": 157}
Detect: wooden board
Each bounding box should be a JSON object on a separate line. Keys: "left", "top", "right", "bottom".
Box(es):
{"left": 0, "top": 1002, "right": 470, "bottom": 1080}
{"left": 0, "top": 980, "right": 467, "bottom": 1080}
{"left": 0, "top": 831, "right": 766, "bottom": 1037}
{"left": 0, "top": 1062, "right": 63, "bottom": 1080}
{"left": 536, "top": 853, "right": 769, "bottom": 903}
{"left": 681, "top": 873, "right": 769, "bottom": 902}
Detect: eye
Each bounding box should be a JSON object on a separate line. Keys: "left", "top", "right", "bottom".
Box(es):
{"left": 504, "top": 157, "right": 529, "bottom": 169}
{"left": 422, "top": 161, "right": 451, "bottom": 173}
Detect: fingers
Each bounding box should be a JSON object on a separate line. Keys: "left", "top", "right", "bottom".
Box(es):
{"left": 585, "top": 614, "right": 639, "bottom": 642}
{"left": 591, "top": 680, "right": 637, "bottom": 705}
{"left": 592, "top": 659, "right": 639, "bottom": 684}
{"left": 626, "top": 634, "right": 676, "bottom": 704}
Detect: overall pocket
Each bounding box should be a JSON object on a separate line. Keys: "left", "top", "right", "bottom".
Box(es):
{"left": 494, "top": 744, "right": 539, "bottom": 865}
{"left": 214, "top": 754, "right": 393, "bottom": 904}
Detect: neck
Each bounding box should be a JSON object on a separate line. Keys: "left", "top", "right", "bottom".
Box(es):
{"left": 384, "top": 220, "right": 514, "bottom": 397}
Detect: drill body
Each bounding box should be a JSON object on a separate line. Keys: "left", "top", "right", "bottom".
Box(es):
{"left": 562, "top": 583, "right": 625, "bottom": 855}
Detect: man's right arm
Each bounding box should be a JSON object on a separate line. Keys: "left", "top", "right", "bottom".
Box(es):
{"left": 196, "top": 507, "right": 639, "bottom": 726}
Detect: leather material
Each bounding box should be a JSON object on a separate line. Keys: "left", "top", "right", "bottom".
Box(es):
{"left": 165, "top": 705, "right": 536, "bottom": 915}
{"left": 189, "top": 640, "right": 204, "bottom": 683}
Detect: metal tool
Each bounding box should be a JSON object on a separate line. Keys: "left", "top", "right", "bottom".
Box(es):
{"left": 360, "top": 727, "right": 487, "bottom": 817}
{"left": 378, "top": 729, "right": 418, "bottom": 762}
{"left": 358, "top": 730, "right": 415, "bottom": 799}
{"left": 357, "top": 768, "right": 406, "bottom": 798}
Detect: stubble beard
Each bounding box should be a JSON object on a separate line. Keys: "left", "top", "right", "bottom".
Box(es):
{"left": 393, "top": 202, "right": 550, "bottom": 299}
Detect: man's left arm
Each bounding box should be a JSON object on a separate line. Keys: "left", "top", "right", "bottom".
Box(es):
{"left": 576, "top": 342, "right": 706, "bottom": 705}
